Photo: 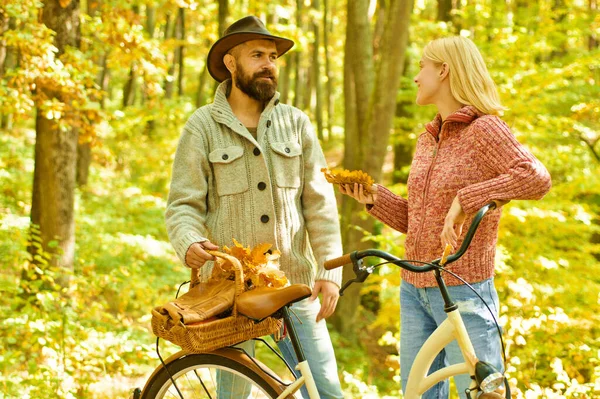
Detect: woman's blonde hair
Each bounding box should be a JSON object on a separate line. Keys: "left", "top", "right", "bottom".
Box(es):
{"left": 423, "top": 36, "right": 505, "bottom": 116}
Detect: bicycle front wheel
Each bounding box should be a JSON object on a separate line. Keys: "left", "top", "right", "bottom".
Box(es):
{"left": 143, "top": 353, "right": 280, "bottom": 399}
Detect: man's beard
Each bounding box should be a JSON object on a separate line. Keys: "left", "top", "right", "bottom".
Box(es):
{"left": 234, "top": 62, "right": 278, "bottom": 103}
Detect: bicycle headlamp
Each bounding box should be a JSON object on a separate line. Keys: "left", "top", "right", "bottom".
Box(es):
{"left": 475, "top": 361, "right": 505, "bottom": 393}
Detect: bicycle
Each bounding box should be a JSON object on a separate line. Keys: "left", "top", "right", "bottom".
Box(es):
{"left": 132, "top": 202, "right": 509, "bottom": 398}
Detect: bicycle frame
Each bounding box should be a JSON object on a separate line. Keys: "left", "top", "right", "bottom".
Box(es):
{"left": 137, "top": 203, "right": 502, "bottom": 399}
{"left": 138, "top": 304, "right": 479, "bottom": 399}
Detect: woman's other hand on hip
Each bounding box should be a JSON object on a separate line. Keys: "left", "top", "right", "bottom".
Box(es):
{"left": 441, "top": 196, "right": 466, "bottom": 250}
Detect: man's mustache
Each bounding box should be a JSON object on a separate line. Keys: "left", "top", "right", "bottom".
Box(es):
{"left": 254, "top": 70, "right": 276, "bottom": 80}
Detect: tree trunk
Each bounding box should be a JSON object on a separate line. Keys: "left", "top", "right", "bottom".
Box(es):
{"left": 164, "top": 11, "right": 175, "bottom": 98}
{"left": 0, "top": 15, "right": 16, "bottom": 128}
{"left": 196, "top": 63, "right": 209, "bottom": 108}
{"left": 372, "top": 0, "right": 386, "bottom": 57}
{"left": 454, "top": 0, "right": 463, "bottom": 32}
{"left": 550, "top": 0, "right": 568, "bottom": 59}
{"left": 293, "top": 1, "right": 304, "bottom": 108}
{"left": 76, "top": 0, "right": 106, "bottom": 186}
{"left": 76, "top": 140, "right": 91, "bottom": 186}
{"left": 146, "top": 4, "right": 156, "bottom": 38}
{"left": 0, "top": 11, "right": 9, "bottom": 77}
{"left": 29, "top": 0, "right": 80, "bottom": 278}
{"left": 323, "top": 0, "right": 334, "bottom": 138}
{"left": 208, "top": 0, "right": 229, "bottom": 96}
{"left": 97, "top": 52, "right": 109, "bottom": 107}
{"left": 279, "top": 59, "right": 291, "bottom": 104}
{"left": 311, "top": 0, "right": 324, "bottom": 141}
{"left": 123, "top": 6, "right": 140, "bottom": 105}
{"left": 123, "top": 63, "right": 137, "bottom": 106}
{"left": 176, "top": 7, "right": 185, "bottom": 97}
{"left": 392, "top": 56, "right": 415, "bottom": 185}
{"left": 331, "top": 0, "right": 414, "bottom": 337}
{"left": 293, "top": 51, "right": 303, "bottom": 108}
{"left": 437, "top": 0, "right": 452, "bottom": 22}
{"left": 218, "top": 0, "right": 229, "bottom": 35}
{"left": 590, "top": 0, "right": 599, "bottom": 49}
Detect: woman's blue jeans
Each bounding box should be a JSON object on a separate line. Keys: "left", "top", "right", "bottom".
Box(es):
{"left": 400, "top": 279, "right": 504, "bottom": 399}
{"left": 217, "top": 297, "right": 343, "bottom": 398}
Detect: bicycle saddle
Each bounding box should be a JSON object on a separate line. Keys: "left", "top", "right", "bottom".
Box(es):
{"left": 236, "top": 284, "right": 312, "bottom": 320}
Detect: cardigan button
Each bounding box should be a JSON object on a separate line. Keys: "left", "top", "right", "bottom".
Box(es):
{"left": 284, "top": 147, "right": 290, "bottom": 153}
{"left": 266, "top": 120, "right": 272, "bottom": 128}
{"left": 260, "top": 215, "right": 270, "bottom": 223}
{"left": 257, "top": 182, "right": 267, "bottom": 191}
{"left": 274, "top": 99, "right": 280, "bottom": 106}
{"left": 222, "top": 154, "right": 229, "bottom": 160}
{"left": 253, "top": 148, "right": 261, "bottom": 156}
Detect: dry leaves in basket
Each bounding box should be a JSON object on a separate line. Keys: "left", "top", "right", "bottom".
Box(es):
{"left": 321, "top": 168, "right": 375, "bottom": 194}
{"left": 209, "top": 239, "right": 288, "bottom": 289}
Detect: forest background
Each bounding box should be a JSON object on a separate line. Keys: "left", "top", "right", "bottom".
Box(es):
{"left": 1, "top": 0, "right": 599, "bottom": 398}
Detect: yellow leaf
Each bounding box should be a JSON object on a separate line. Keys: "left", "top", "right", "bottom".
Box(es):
{"left": 321, "top": 168, "right": 375, "bottom": 193}
{"left": 212, "top": 240, "right": 288, "bottom": 289}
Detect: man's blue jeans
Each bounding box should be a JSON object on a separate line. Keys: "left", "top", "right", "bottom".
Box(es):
{"left": 400, "top": 279, "right": 504, "bottom": 399}
{"left": 217, "top": 297, "right": 343, "bottom": 398}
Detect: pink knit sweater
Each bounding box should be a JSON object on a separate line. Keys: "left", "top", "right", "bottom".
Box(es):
{"left": 368, "top": 106, "right": 551, "bottom": 287}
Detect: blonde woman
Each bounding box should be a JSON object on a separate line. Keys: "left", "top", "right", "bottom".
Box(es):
{"left": 340, "top": 36, "right": 551, "bottom": 398}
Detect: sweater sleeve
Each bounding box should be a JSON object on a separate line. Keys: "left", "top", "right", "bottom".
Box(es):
{"left": 366, "top": 185, "right": 409, "bottom": 234}
{"left": 165, "top": 120, "right": 211, "bottom": 266}
{"left": 299, "top": 115, "right": 343, "bottom": 287}
{"left": 457, "top": 116, "right": 552, "bottom": 216}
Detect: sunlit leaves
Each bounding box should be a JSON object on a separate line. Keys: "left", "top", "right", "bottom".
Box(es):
{"left": 210, "top": 239, "right": 288, "bottom": 289}
{"left": 322, "top": 168, "right": 375, "bottom": 193}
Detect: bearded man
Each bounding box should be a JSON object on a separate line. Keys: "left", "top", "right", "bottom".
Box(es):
{"left": 164, "top": 16, "right": 344, "bottom": 398}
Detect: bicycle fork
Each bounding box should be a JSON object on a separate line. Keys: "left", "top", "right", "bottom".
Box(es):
{"left": 404, "top": 309, "right": 480, "bottom": 397}
{"left": 404, "top": 270, "right": 503, "bottom": 398}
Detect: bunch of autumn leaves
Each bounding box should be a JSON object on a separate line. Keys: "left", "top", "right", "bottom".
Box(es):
{"left": 209, "top": 239, "right": 288, "bottom": 289}
{"left": 321, "top": 168, "right": 375, "bottom": 194}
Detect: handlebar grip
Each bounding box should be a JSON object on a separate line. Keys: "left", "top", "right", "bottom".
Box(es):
{"left": 440, "top": 244, "right": 452, "bottom": 266}
{"left": 324, "top": 253, "right": 353, "bottom": 270}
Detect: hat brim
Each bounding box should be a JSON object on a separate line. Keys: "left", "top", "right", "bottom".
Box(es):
{"left": 207, "top": 32, "right": 295, "bottom": 83}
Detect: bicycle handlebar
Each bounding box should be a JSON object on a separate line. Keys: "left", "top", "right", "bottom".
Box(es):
{"left": 324, "top": 202, "right": 497, "bottom": 271}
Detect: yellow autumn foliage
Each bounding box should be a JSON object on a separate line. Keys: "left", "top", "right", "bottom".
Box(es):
{"left": 321, "top": 168, "right": 375, "bottom": 194}
{"left": 209, "top": 239, "right": 289, "bottom": 289}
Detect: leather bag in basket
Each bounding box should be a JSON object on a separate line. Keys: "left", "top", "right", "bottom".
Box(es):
{"left": 151, "top": 251, "right": 282, "bottom": 353}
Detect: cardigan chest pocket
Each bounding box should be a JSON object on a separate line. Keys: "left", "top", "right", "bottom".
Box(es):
{"left": 208, "top": 146, "right": 248, "bottom": 196}
{"left": 270, "top": 142, "right": 302, "bottom": 189}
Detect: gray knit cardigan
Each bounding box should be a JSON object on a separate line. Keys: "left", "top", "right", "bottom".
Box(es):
{"left": 165, "top": 80, "right": 343, "bottom": 287}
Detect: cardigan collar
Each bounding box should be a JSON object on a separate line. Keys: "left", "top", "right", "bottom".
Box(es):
{"left": 208, "top": 80, "right": 282, "bottom": 144}
{"left": 425, "top": 105, "right": 484, "bottom": 139}
{"left": 210, "top": 79, "right": 281, "bottom": 126}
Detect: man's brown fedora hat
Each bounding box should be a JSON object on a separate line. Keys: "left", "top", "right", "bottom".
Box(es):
{"left": 207, "top": 16, "right": 295, "bottom": 83}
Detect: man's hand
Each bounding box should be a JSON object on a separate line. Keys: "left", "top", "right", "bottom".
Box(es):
{"left": 441, "top": 196, "right": 466, "bottom": 250}
{"left": 185, "top": 240, "right": 219, "bottom": 269}
{"left": 310, "top": 280, "right": 340, "bottom": 323}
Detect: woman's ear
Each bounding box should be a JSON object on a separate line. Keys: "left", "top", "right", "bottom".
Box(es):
{"left": 439, "top": 62, "right": 450, "bottom": 80}
{"left": 223, "top": 53, "right": 236, "bottom": 74}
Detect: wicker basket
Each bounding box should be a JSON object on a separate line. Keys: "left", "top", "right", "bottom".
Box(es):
{"left": 151, "top": 251, "right": 283, "bottom": 353}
